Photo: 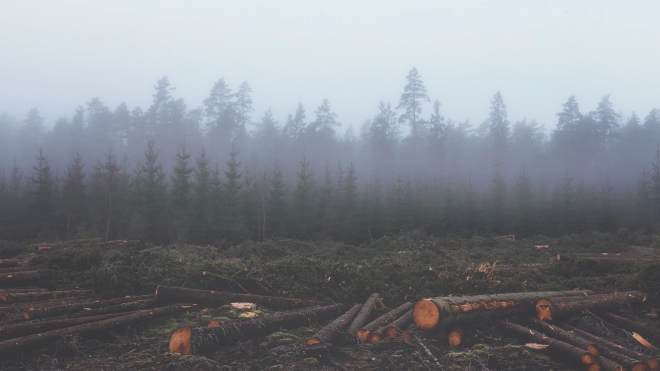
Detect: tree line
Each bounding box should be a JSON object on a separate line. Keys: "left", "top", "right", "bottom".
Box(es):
{"left": 1, "top": 68, "right": 660, "bottom": 243}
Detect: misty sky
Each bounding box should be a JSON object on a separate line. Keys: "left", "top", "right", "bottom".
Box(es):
{"left": 1, "top": 1, "right": 659, "bottom": 132}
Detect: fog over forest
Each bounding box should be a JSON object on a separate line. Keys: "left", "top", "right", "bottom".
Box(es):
{"left": 1, "top": 2, "right": 660, "bottom": 245}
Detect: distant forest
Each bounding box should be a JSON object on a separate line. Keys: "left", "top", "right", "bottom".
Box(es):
{"left": 2, "top": 68, "right": 660, "bottom": 244}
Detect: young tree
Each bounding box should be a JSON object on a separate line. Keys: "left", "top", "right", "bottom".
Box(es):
{"left": 61, "top": 153, "right": 86, "bottom": 238}
{"left": 488, "top": 164, "right": 507, "bottom": 234}
{"left": 268, "top": 161, "right": 287, "bottom": 237}
{"left": 397, "top": 67, "right": 430, "bottom": 153}
{"left": 513, "top": 167, "right": 534, "bottom": 237}
{"left": 191, "top": 149, "right": 214, "bottom": 243}
{"left": 170, "top": 144, "right": 193, "bottom": 243}
{"left": 293, "top": 154, "right": 316, "bottom": 239}
{"left": 133, "top": 141, "right": 167, "bottom": 242}
{"left": 30, "top": 148, "right": 55, "bottom": 235}
{"left": 223, "top": 146, "right": 244, "bottom": 242}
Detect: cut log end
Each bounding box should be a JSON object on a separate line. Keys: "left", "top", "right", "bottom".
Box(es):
{"left": 647, "top": 359, "right": 659, "bottom": 371}
{"left": 369, "top": 333, "right": 381, "bottom": 343}
{"left": 357, "top": 329, "right": 370, "bottom": 342}
{"left": 448, "top": 331, "right": 462, "bottom": 347}
{"left": 385, "top": 326, "right": 399, "bottom": 338}
{"left": 632, "top": 363, "right": 651, "bottom": 371}
{"left": 306, "top": 337, "right": 322, "bottom": 346}
{"left": 400, "top": 332, "right": 412, "bottom": 342}
{"left": 22, "top": 312, "right": 30, "bottom": 320}
{"left": 586, "top": 344, "right": 600, "bottom": 357}
{"left": 587, "top": 361, "right": 601, "bottom": 371}
{"left": 536, "top": 299, "right": 553, "bottom": 321}
{"left": 207, "top": 320, "right": 220, "bottom": 328}
{"left": 581, "top": 352, "right": 595, "bottom": 365}
{"left": 413, "top": 299, "right": 439, "bottom": 330}
{"left": 169, "top": 326, "right": 193, "bottom": 355}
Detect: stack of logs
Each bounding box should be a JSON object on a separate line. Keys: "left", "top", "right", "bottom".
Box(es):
{"left": 34, "top": 238, "right": 140, "bottom": 251}
{"left": 165, "top": 287, "right": 659, "bottom": 371}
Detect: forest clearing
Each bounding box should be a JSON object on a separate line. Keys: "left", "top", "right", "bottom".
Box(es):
{"left": 0, "top": 231, "right": 658, "bottom": 370}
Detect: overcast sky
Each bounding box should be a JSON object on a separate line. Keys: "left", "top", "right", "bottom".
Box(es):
{"left": 1, "top": 1, "right": 659, "bottom": 133}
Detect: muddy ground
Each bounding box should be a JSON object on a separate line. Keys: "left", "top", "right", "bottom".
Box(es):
{"left": 1, "top": 230, "right": 659, "bottom": 370}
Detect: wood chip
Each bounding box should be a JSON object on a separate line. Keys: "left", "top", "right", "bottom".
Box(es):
{"left": 231, "top": 302, "right": 256, "bottom": 310}
{"left": 632, "top": 332, "right": 657, "bottom": 349}
{"left": 524, "top": 343, "right": 549, "bottom": 350}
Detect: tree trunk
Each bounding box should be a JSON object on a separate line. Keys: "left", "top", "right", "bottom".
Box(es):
{"left": 358, "top": 302, "right": 413, "bottom": 342}
{"left": 384, "top": 309, "right": 413, "bottom": 338}
{"left": 0, "top": 288, "right": 48, "bottom": 294}
{"left": 448, "top": 326, "right": 464, "bottom": 347}
{"left": 345, "top": 293, "right": 381, "bottom": 342}
{"left": 602, "top": 312, "right": 660, "bottom": 341}
{"left": 496, "top": 320, "right": 597, "bottom": 366}
{"left": 169, "top": 303, "right": 345, "bottom": 355}
{"left": 0, "top": 260, "right": 19, "bottom": 268}
{"left": 557, "top": 253, "right": 652, "bottom": 262}
{"left": 527, "top": 316, "right": 600, "bottom": 356}
{"left": 306, "top": 303, "right": 362, "bottom": 345}
{"left": 0, "top": 271, "right": 39, "bottom": 287}
{"left": 32, "top": 238, "right": 102, "bottom": 248}
{"left": 0, "top": 289, "right": 94, "bottom": 303}
{"left": 538, "top": 292, "right": 647, "bottom": 321}
{"left": 0, "top": 312, "right": 128, "bottom": 339}
{"left": 155, "top": 285, "right": 322, "bottom": 310}
{"left": 0, "top": 304, "right": 187, "bottom": 356}
{"left": 23, "top": 295, "right": 153, "bottom": 320}
{"left": 536, "top": 292, "right": 645, "bottom": 321}
{"left": 560, "top": 324, "right": 654, "bottom": 371}
{"left": 414, "top": 290, "right": 593, "bottom": 330}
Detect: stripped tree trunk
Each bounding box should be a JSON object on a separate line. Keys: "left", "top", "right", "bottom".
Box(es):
{"left": 527, "top": 316, "right": 600, "bottom": 356}
{"left": 538, "top": 292, "right": 646, "bottom": 321}
{"left": 414, "top": 290, "right": 593, "bottom": 330}
{"left": 359, "top": 302, "right": 413, "bottom": 342}
{"left": 23, "top": 295, "right": 153, "bottom": 320}
{"left": 306, "top": 304, "right": 362, "bottom": 345}
{"left": 0, "top": 312, "right": 128, "bottom": 339}
{"left": 155, "top": 286, "right": 321, "bottom": 309}
{"left": 169, "top": 304, "right": 345, "bottom": 355}
{"left": 345, "top": 293, "right": 381, "bottom": 342}
{"left": 384, "top": 309, "right": 413, "bottom": 338}
{"left": 535, "top": 291, "right": 646, "bottom": 321}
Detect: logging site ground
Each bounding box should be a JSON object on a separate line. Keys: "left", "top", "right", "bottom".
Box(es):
{"left": 1, "top": 230, "right": 660, "bottom": 370}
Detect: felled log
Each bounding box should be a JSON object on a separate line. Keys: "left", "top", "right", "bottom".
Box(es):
{"left": 560, "top": 324, "right": 658, "bottom": 371}
{"left": 536, "top": 291, "right": 645, "bottom": 321}
{"left": 0, "top": 312, "right": 129, "bottom": 339}
{"left": 155, "top": 285, "right": 321, "bottom": 310}
{"left": 495, "top": 264, "right": 544, "bottom": 272}
{"left": 602, "top": 312, "right": 660, "bottom": 341}
{"left": 358, "top": 302, "right": 413, "bottom": 342}
{"left": 496, "top": 320, "right": 597, "bottom": 366}
{"left": 169, "top": 303, "right": 345, "bottom": 355}
{"left": 556, "top": 253, "right": 650, "bottom": 262}
{"left": 536, "top": 292, "right": 647, "bottom": 321}
{"left": 384, "top": 309, "right": 413, "bottom": 338}
{"left": 306, "top": 303, "right": 362, "bottom": 345}
{"left": 527, "top": 316, "right": 600, "bottom": 356}
{"left": 0, "top": 260, "right": 19, "bottom": 268}
{"left": 0, "top": 289, "right": 94, "bottom": 303}
{"left": 201, "top": 271, "right": 249, "bottom": 294}
{"left": 345, "top": 293, "right": 381, "bottom": 342}
{"left": 414, "top": 290, "right": 593, "bottom": 330}
{"left": 0, "top": 271, "right": 39, "bottom": 287}
{"left": 96, "top": 240, "right": 139, "bottom": 247}
{"left": 448, "top": 326, "right": 464, "bottom": 346}
{"left": 0, "top": 288, "right": 48, "bottom": 294}
{"left": 0, "top": 304, "right": 188, "bottom": 355}
{"left": 33, "top": 238, "right": 101, "bottom": 248}
{"left": 23, "top": 295, "right": 153, "bottom": 320}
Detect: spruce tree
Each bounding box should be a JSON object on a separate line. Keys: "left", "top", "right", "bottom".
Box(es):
{"left": 30, "top": 148, "right": 54, "bottom": 235}
{"left": 513, "top": 167, "right": 534, "bottom": 237}
{"left": 62, "top": 153, "right": 86, "bottom": 238}
{"left": 268, "top": 161, "right": 287, "bottom": 237}
{"left": 134, "top": 141, "right": 167, "bottom": 242}
{"left": 293, "top": 154, "right": 316, "bottom": 239}
{"left": 223, "top": 146, "right": 244, "bottom": 242}
{"left": 171, "top": 144, "right": 193, "bottom": 243}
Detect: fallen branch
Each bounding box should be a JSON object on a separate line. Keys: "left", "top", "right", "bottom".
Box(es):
{"left": 414, "top": 290, "right": 593, "bottom": 330}
{"left": 359, "top": 302, "right": 413, "bottom": 342}
{"left": 526, "top": 316, "right": 600, "bottom": 356}
{"left": 345, "top": 293, "right": 381, "bottom": 342}
{"left": 560, "top": 324, "right": 659, "bottom": 371}
{"left": 0, "top": 312, "right": 128, "bottom": 339}
{"left": 0, "top": 289, "right": 94, "bottom": 303}
{"left": 169, "top": 303, "right": 345, "bottom": 355}
{"left": 0, "top": 304, "right": 188, "bottom": 355}
{"left": 306, "top": 304, "right": 362, "bottom": 345}
{"left": 201, "top": 271, "right": 249, "bottom": 294}
{"left": 155, "top": 285, "right": 322, "bottom": 310}
{"left": 23, "top": 295, "right": 153, "bottom": 320}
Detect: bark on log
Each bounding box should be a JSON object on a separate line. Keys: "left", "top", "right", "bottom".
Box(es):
{"left": 496, "top": 320, "right": 596, "bottom": 366}
{"left": 0, "top": 312, "right": 128, "bottom": 339}
{"left": 0, "top": 289, "right": 94, "bottom": 303}
{"left": 602, "top": 312, "right": 660, "bottom": 341}
{"left": 448, "top": 326, "right": 464, "bottom": 347}
{"left": 32, "top": 238, "right": 101, "bottom": 248}
{"left": 358, "top": 302, "right": 413, "bottom": 342}
{"left": 560, "top": 324, "right": 658, "bottom": 371}
{"left": 536, "top": 292, "right": 646, "bottom": 321}
{"left": 23, "top": 295, "right": 153, "bottom": 320}
{"left": 0, "top": 260, "right": 19, "bottom": 268}
{"left": 156, "top": 285, "right": 321, "bottom": 309}
{"left": 0, "top": 288, "right": 48, "bottom": 294}
{"left": 557, "top": 253, "right": 653, "bottom": 262}
{"left": 201, "top": 271, "right": 249, "bottom": 294}
{"left": 538, "top": 292, "right": 647, "bottom": 321}
{"left": 527, "top": 316, "right": 600, "bottom": 356}
{"left": 306, "top": 303, "right": 362, "bottom": 345}
{"left": 0, "top": 271, "right": 39, "bottom": 287}
{"left": 414, "top": 290, "right": 593, "bottom": 330}
{"left": 384, "top": 309, "right": 413, "bottom": 338}
{"left": 0, "top": 304, "right": 188, "bottom": 355}
{"left": 67, "top": 299, "right": 156, "bottom": 318}
{"left": 169, "top": 303, "right": 345, "bottom": 355}
{"left": 345, "top": 293, "right": 381, "bottom": 342}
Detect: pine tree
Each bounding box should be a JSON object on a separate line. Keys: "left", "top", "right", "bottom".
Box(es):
{"left": 557, "top": 96, "right": 582, "bottom": 131}
{"left": 397, "top": 67, "right": 430, "bottom": 153}
{"left": 489, "top": 91, "right": 510, "bottom": 158}
{"left": 234, "top": 81, "right": 254, "bottom": 131}
{"left": 170, "top": 144, "right": 193, "bottom": 243}
{"left": 282, "top": 103, "right": 307, "bottom": 143}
